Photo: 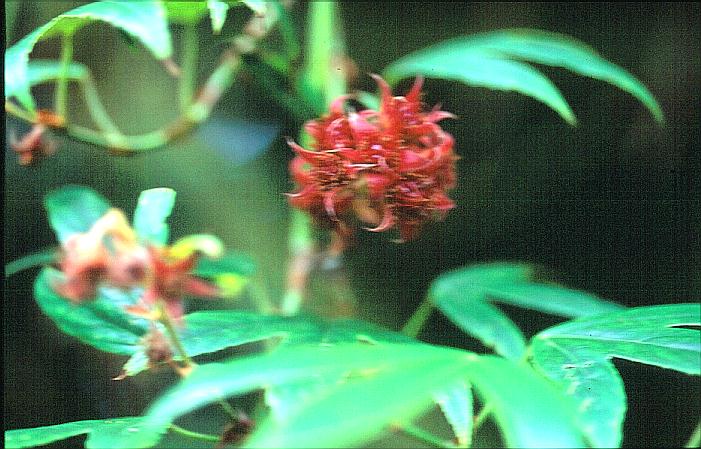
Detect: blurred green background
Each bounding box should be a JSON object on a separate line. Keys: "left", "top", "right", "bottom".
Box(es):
{"left": 4, "top": 1, "right": 699, "bottom": 447}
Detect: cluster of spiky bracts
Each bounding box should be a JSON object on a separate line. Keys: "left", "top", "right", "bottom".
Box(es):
{"left": 287, "top": 75, "right": 458, "bottom": 242}
{"left": 54, "top": 209, "right": 220, "bottom": 323}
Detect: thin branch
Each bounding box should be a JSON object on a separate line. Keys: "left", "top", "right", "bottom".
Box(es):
{"left": 179, "top": 22, "right": 199, "bottom": 113}
{"left": 169, "top": 424, "right": 220, "bottom": 442}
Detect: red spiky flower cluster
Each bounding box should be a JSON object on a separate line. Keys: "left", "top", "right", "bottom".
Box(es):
{"left": 287, "top": 75, "right": 458, "bottom": 242}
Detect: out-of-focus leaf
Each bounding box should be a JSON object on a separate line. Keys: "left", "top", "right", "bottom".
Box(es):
{"left": 5, "top": 247, "right": 57, "bottom": 277}
{"left": 466, "top": 356, "right": 584, "bottom": 448}
{"left": 44, "top": 185, "right": 111, "bottom": 244}
{"left": 383, "top": 29, "right": 664, "bottom": 125}
{"left": 193, "top": 251, "right": 256, "bottom": 278}
{"left": 530, "top": 304, "right": 701, "bottom": 447}
{"left": 248, "top": 358, "right": 471, "bottom": 448}
{"left": 355, "top": 91, "right": 380, "bottom": 111}
{"left": 4, "top": 417, "right": 165, "bottom": 449}
{"left": 169, "top": 234, "right": 224, "bottom": 259}
{"left": 207, "top": 0, "right": 229, "bottom": 34}
{"left": 435, "top": 381, "right": 473, "bottom": 447}
{"left": 430, "top": 262, "right": 623, "bottom": 360}
{"left": 5, "top": 59, "right": 89, "bottom": 100}
{"left": 142, "top": 343, "right": 463, "bottom": 440}
{"left": 34, "top": 268, "right": 148, "bottom": 355}
{"left": 164, "top": 1, "right": 209, "bottom": 24}
{"left": 132, "top": 188, "right": 176, "bottom": 246}
{"left": 5, "top": 1, "right": 172, "bottom": 112}
{"left": 241, "top": 0, "right": 267, "bottom": 16}
{"left": 122, "top": 311, "right": 414, "bottom": 376}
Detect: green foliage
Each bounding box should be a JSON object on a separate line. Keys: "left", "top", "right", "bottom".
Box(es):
{"left": 383, "top": 29, "right": 664, "bottom": 125}
{"left": 5, "top": 1, "right": 172, "bottom": 113}
{"left": 5, "top": 247, "right": 58, "bottom": 277}
{"left": 429, "top": 262, "right": 623, "bottom": 360}
{"left": 34, "top": 268, "right": 149, "bottom": 355}
{"left": 122, "top": 311, "right": 414, "bottom": 376}
{"left": 530, "top": 304, "right": 701, "bottom": 447}
{"left": 4, "top": 417, "right": 164, "bottom": 449}
{"left": 435, "top": 381, "right": 473, "bottom": 447}
{"left": 44, "top": 185, "right": 111, "bottom": 244}
{"left": 5, "top": 59, "right": 88, "bottom": 100}
{"left": 132, "top": 188, "right": 176, "bottom": 246}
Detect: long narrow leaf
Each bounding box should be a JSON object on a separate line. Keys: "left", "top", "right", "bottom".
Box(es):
{"left": 530, "top": 304, "right": 701, "bottom": 447}
{"left": 430, "top": 262, "right": 623, "bottom": 360}
{"left": 383, "top": 29, "right": 664, "bottom": 125}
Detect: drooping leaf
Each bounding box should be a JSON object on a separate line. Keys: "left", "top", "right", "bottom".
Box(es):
{"left": 430, "top": 262, "right": 623, "bottom": 360}
{"left": 132, "top": 188, "right": 176, "bottom": 246}
{"left": 383, "top": 29, "right": 664, "bottom": 125}
{"left": 5, "top": 1, "right": 172, "bottom": 112}
{"left": 4, "top": 417, "right": 165, "bottom": 449}
{"left": 43, "top": 185, "right": 111, "bottom": 244}
{"left": 34, "top": 268, "right": 148, "bottom": 355}
{"left": 5, "top": 247, "right": 58, "bottom": 277}
{"left": 530, "top": 304, "right": 701, "bottom": 447}
{"left": 122, "top": 311, "right": 414, "bottom": 376}
{"left": 435, "top": 381, "right": 473, "bottom": 448}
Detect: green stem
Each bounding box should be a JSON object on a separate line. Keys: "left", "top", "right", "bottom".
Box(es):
{"left": 393, "top": 423, "right": 457, "bottom": 448}
{"left": 55, "top": 31, "right": 74, "bottom": 120}
{"left": 169, "top": 424, "right": 220, "bottom": 442}
{"left": 281, "top": 209, "right": 315, "bottom": 316}
{"left": 80, "top": 73, "right": 123, "bottom": 136}
{"left": 157, "top": 301, "right": 194, "bottom": 367}
{"left": 5, "top": 101, "right": 36, "bottom": 122}
{"left": 473, "top": 403, "right": 494, "bottom": 431}
{"left": 401, "top": 296, "right": 434, "bottom": 338}
{"left": 179, "top": 22, "right": 199, "bottom": 113}
{"left": 685, "top": 420, "right": 701, "bottom": 448}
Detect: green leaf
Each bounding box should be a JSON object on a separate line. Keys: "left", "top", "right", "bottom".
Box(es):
{"left": 143, "top": 343, "right": 463, "bottom": 440}
{"left": 44, "top": 185, "right": 111, "bottom": 244}
{"left": 207, "top": 0, "right": 230, "bottom": 34}
{"left": 466, "top": 356, "right": 584, "bottom": 448}
{"left": 299, "top": 1, "right": 347, "bottom": 113}
{"left": 435, "top": 381, "right": 473, "bottom": 448}
{"left": 5, "top": 417, "right": 165, "bottom": 449}
{"left": 430, "top": 262, "right": 623, "bottom": 360}
{"left": 248, "top": 358, "right": 471, "bottom": 448}
{"left": 530, "top": 304, "right": 701, "bottom": 447}
{"left": 3, "top": 59, "right": 88, "bottom": 100}
{"left": 132, "top": 188, "right": 176, "bottom": 246}
{"left": 122, "top": 311, "right": 414, "bottom": 376}
{"left": 5, "top": 247, "right": 57, "bottom": 277}
{"left": 34, "top": 268, "right": 149, "bottom": 355}
{"left": 355, "top": 90, "right": 380, "bottom": 111}
{"left": 5, "top": 1, "right": 172, "bottom": 112}
{"left": 164, "top": 1, "right": 209, "bottom": 24}
{"left": 383, "top": 29, "right": 664, "bottom": 125}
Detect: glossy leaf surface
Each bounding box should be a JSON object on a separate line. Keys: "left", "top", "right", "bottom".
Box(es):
{"left": 383, "top": 29, "right": 664, "bottom": 125}
{"left": 530, "top": 304, "right": 701, "bottom": 447}
{"left": 34, "top": 268, "right": 148, "bottom": 355}
{"left": 5, "top": 417, "right": 164, "bottom": 449}
{"left": 430, "top": 262, "right": 623, "bottom": 360}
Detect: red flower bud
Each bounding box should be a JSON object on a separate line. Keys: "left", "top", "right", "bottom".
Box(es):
{"left": 287, "top": 75, "right": 458, "bottom": 242}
